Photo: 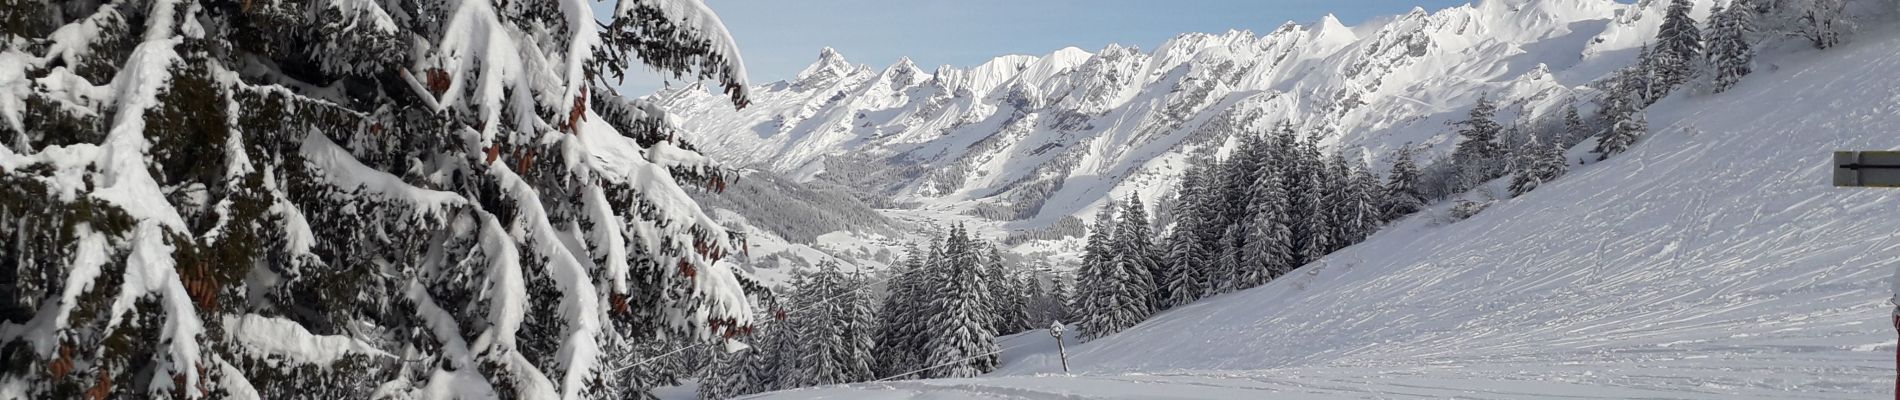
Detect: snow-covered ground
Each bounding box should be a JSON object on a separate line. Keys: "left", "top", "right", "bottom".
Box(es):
{"left": 739, "top": 23, "right": 1900, "bottom": 399}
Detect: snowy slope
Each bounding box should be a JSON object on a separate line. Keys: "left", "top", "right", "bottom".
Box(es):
{"left": 659, "top": 0, "right": 1698, "bottom": 230}
{"left": 740, "top": 22, "right": 1900, "bottom": 400}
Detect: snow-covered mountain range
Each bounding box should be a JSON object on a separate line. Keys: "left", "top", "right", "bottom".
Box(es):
{"left": 659, "top": 0, "right": 1707, "bottom": 234}
{"left": 732, "top": 5, "right": 1900, "bottom": 399}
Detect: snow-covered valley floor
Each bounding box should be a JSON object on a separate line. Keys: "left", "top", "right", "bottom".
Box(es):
{"left": 739, "top": 24, "right": 1900, "bottom": 400}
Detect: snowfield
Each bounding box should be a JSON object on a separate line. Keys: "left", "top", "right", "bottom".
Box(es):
{"left": 737, "top": 24, "right": 1900, "bottom": 399}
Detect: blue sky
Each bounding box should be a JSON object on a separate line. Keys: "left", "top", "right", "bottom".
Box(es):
{"left": 610, "top": 0, "right": 1471, "bottom": 96}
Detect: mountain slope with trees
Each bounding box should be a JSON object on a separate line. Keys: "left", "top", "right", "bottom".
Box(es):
{"left": 740, "top": 12, "right": 1900, "bottom": 400}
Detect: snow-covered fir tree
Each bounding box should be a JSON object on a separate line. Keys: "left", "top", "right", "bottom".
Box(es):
{"left": 1654, "top": 0, "right": 1706, "bottom": 90}
{"left": 1597, "top": 109, "right": 1649, "bottom": 160}
{"left": 1285, "top": 134, "right": 1331, "bottom": 265}
{"left": 1114, "top": 196, "right": 1163, "bottom": 314}
{"left": 842, "top": 269, "right": 879, "bottom": 383}
{"left": 1046, "top": 272, "right": 1077, "bottom": 325}
{"left": 1211, "top": 224, "right": 1246, "bottom": 295}
{"left": 1451, "top": 95, "right": 1507, "bottom": 192}
{"left": 1162, "top": 162, "right": 1213, "bottom": 309}
{"left": 701, "top": 338, "right": 775, "bottom": 400}
{"left": 0, "top": 0, "right": 767, "bottom": 398}
{"left": 1342, "top": 158, "right": 1385, "bottom": 247}
{"left": 1077, "top": 201, "right": 1157, "bottom": 341}
{"left": 699, "top": 350, "right": 747, "bottom": 400}
{"left": 779, "top": 261, "right": 876, "bottom": 387}
{"left": 1563, "top": 103, "right": 1590, "bottom": 146}
{"left": 1509, "top": 136, "right": 1570, "bottom": 197}
{"left": 1002, "top": 266, "right": 1037, "bottom": 335}
{"left": 1383, "top": 145, "right": 1428, "bottom": 221}
{"left": 1241, "top": 167, "right": 1294, "bottom": 287}
{"left": 1598, "top": 59, "right": 1649, "bottom": 159}
{"left": 873, "top": 244, "right": 931, "bottom": 378}
{"left": 984, "top": 246, "right": 1032, "bottom": 335}
{"left": 1707, "top": 0, "right": 1757, "bottom": 93}
{"left": 1622, "top": 44, "right": 1671, "bottom": 106}
{"left": 1324, "top": 153, "right": 1359, "bottom": 253}
{"left": 922, "top": 224, "right": 999, "bottom": 377}
{"left": 751, "top": 306, "right": 801, "bottom": 393}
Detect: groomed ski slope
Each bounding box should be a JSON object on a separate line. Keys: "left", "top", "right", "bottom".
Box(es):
{"left": 740, "top": 26, "right": 1900, "bottom": 400}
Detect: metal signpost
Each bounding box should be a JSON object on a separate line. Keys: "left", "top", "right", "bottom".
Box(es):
{"left": 1049, "top": 321, "right": 1070, "bottom": 373}
{"left": 1834, "top": 151, "right": 1900, "bottom": 399}
{"left": 1835, "top": 151, "right": 1900, "bottom": 188}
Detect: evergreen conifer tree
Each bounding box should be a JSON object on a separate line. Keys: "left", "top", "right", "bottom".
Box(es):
{"left": 1563, "top": 104, "right": 1589, "bottom": 146}
{"left": 1004, "top": 268, "right": 1037, "bottom": 334}
{"left": 752, "top": 304, "right": 800, "bottom": 393}
{"left": 1324, "top": 153, "right": 1358, "bottom": 253}
{"left": 1241, "top": 167, "right": 1293, "bottom": 286}
{"left": 841, "top": 269, "right": 879, "bottom": 382}
{"left": 786, "top": 261, "right": 871, "bottom": 386}
{"left": 1048, "top": 272, "right": 1076, "bottom": 324}
{"left": 1291, "top": 137, "right": 1332, "bottom": 265}
{"left": 1452, "top": 95, "right": 1506, "bottom": 191}
{"left": 1654, "top": 0, "right": 1705, "bottom": 90}
{"left": 981, "top": 244, "right": 1014, "bottom": 333}
{"left": 1707, "top": 0, "right": 1757, "bottom": 93}
{"left": 1510, "top": 136, "right": 1570, "bottom": 197}
{"left": 699, "top": 349, "right": 751, "bottom": 400}
{"left": 1162, "top": 163, "right": 1212, "bottom": 309}
{"left": 874, "top": 245, "right": 929, "bottom": 378}
{"left": 1077, "top": 201, "right": 1156, "bottom": 340}
{"left": 1211, "top": 225, "right": 1246, "bottom": 295}
{"left": 1115, "top": 196, "right": 1162, "bottom": 314}
{"left": 1597, "top": 109, "right": 1649, "bottom": 160}
{"left": 981, "top": 246, "right": 1033, "bottom": 335}
{"left": 1343, "top": 158, "right": 1384, "bottom": 246}
{"left": 1383, "top": 146, "right": 1429, "bottom": 222}
{"left": 922, "top": 225, "right": 998, "bottom": 377}
{"left": 0, "top": 0, "right": 766, "bottom": 397}
{"left": 1625, "top": 44, "right": 1670, "bottom": 106}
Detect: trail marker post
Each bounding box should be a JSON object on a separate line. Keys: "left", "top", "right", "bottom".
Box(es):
{"left": 1835, "top": 151, "right": 1900, "bottom": 188}
{"left": 1834, "top": 151, "right": 1900, "bottom": 400}
{"left": 1050, "top": 321, "right": 1070, "bottom": 373}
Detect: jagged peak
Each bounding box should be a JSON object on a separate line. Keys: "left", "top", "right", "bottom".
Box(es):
{"left": 1272, "top": 20, "right": 1303, "bottom": 34}
{"left": 1519, "top": 63, "right": 1553, "bottom": 81}
{"left": 1318, "top": 13, "right": 1347, "bottom": 30}
{"left": 874, "top": 56, "right": 930, "bottom": 87}
{"left": 1310, "top": 12, "right": 1358, "bottom": 42}
{"left": 881, "top": 56, "right": 925, "bottom": 78}
{"left": 795, "top": 46, "right": 860, "bottom": 85}
{"left": 933, "top": 54, "right": 1040, "bottom": 97}
{"left": 1010, "top": 46, "right": 1095, "bottom": 90}
{"left": 1049, "top": 46, "right": 1094, "bottom": 61}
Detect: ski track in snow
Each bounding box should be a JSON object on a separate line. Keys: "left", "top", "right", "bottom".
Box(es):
{"left": 739, "top": 23, "right": 1900, "bottom": 400}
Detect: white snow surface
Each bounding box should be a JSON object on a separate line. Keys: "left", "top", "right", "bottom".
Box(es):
{"left": 741, "top": 22, "right": 1900, "bottom": 400}
{"left": 222, "top": 314, "right": 390, "bottom": 365}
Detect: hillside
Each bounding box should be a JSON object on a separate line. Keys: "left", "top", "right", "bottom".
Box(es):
{"left": 737, "top": 18, "right": 1900, "bottom": 400}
